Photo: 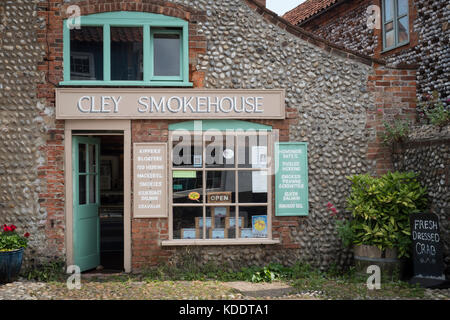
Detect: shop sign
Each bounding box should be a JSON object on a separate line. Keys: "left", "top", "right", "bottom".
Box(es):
{"left": 275, "top": 142, "right": 309, "bottom": 216}
{"left": 56, "top": 89, "right": 285, "bottom": 119}
{"left": 133, "top": 143, "right": 167, "bottom": 218}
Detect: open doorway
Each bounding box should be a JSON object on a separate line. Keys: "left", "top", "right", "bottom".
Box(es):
{"left": 72, "top": 132, "right": 124, "bottom": 272}
{"left": 98, "top": 134, "right": 124, "bottom": 272}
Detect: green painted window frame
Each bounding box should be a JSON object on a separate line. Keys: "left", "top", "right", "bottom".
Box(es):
{"left": 382, "top": 0, "right": 410, "bottom": 52}
{"left": 61, "top": 11, "right": 192, "bottom": 87}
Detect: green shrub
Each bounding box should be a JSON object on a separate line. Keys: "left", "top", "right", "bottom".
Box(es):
{"left": 345, "top": 171, "right": 428, "bottom": 258}
{"left": 381, "top": 119, "right": 410, "bottom": 145}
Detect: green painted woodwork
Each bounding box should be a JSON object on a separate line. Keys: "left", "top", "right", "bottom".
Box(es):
{"left": 72, "top": 136, "right": 101, "bottom": 272}
{"left": 62, "top": 11, "right": 191, "bottom": 86}
{"left": 168, "top": 120, "right": 273, "bottom": 132}
{"left": 275, "top": 142, "right": 309, "bottom": 216}
{"left": 382, "top": 0, "right": 410, "bottom": 51}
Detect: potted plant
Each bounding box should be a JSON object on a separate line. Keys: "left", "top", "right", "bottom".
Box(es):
{"left": 0, "top": 224, "right": 30, "bottom": 283}
{"left": 329, "top": 171, "right": 428, "bottom": 278}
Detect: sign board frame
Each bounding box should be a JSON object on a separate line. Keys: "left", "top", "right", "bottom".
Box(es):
{"left": 409, "top": 212, "right": 446, "bottom": 286}
{"left": 133, "top": 142, "right": 168, "bottom": 218}
{"left": 274, "top": 142, "right": 309, "bottom": 216}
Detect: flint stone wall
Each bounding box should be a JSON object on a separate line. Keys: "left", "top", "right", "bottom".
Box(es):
{"left": 393, "top": 125, "right": 450, "bottom": 277}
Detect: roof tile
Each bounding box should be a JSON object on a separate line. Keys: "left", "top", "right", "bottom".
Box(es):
{"left": 282, "top": 0, "right": 339, "bottom": 25}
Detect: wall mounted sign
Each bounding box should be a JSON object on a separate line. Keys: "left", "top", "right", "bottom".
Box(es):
{"left": 133, "top": 143, "right": 167, "bottom": 218}
{"left": 56, "top": 88, "right": 285, "bottom": 119}
{"left": 275, "top": 142, "right": 309, "bottom": 216}
{"left": 409, "top": 213, "right": 445, "bottom": 287}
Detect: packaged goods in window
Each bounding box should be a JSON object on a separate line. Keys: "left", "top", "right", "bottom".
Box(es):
{"left": 195, "top": 217, "right": 212, "bottom": 229}
{"left": 213, "top": 206, "right": 228, "bottom": 218}
{"left": 209, "top": 228, "right": 227, "bottom": 239}
{"left": 181, "top": 228, "right": 199, "bottom": 239}
{"left": 240, "top": 228, "right": 253, "bottom": 238}
{"left": 252, "top": 215, "right": 268, "bottom": 238}
{"left": 225, "top": 217, "right": 244, "bottom": 228}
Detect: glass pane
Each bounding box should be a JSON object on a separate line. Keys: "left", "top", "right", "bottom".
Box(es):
{"left": 111, "top": 27, "right": 143, "bottom": 81}
{"left": 173, "top": 206, "right": 202, "bottom": 240}
{"left": 385, "top": 21, "right": 394, "bottom": 32}
{"left": 397, "top": 0, "right": 408, "bottom": 16}
{"left": 385, "top": 29, "right": 395, "bottom": 48}
{"left": 70, "top": 27, "right": 103, "bottom": 80}
{"left": 79, "top": 175, "right": 86, "bottom": 205}
{"left": 237, "top": 133, "right": 268, "bottom": 168}
{"left": 398, "top": 16, "right": 409, "bottom": 43}
{"left": 172, "top": 171, "right": 203, "bottom": 203}
{"left": 88, "top": 144, "right": 96, "bottom": 174}
{"left": 206, "top": 171, "right": 236, "bottom": 203}
{"left": 239, "top": 206, "right": 268, "bottom": 239}
{"left": 206, "top": 206, "right": 235, "bottom": 239}
{"left": 153, "top": 33, "right": 180, "bottom": 77}
{"left": 238, "top": 171, "right": 268, "bottom": 203}
{"left": 78, "top": 144, "right": 86, "bottom": 173}
{"left": 205, "top": 133, "right": 235, "bottom": 168}
{"left": 384, "top": 0, "right": 393, "bottom": 21}
{"left": 172, "top": 133, "right": 202, "bottom": 168}
{"left": 89, "top": 174, "right": 96, "bottom": 204}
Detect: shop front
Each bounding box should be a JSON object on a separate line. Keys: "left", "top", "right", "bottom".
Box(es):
{"left": 57, "top": 86, "right": 303, "bottom": 272}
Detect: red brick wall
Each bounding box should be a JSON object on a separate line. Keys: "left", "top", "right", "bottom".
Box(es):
{"left": 366, "top": 64, "right": 417, "bottom": 175}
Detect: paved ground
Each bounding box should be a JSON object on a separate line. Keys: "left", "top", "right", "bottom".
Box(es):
{"left": 0, "top": 276, "right": 448, "bottom": 300}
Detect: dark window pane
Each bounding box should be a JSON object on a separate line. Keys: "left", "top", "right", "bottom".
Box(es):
{"left": 239, "top": 206, "right": 268, "bottom": 239}
{"left": 70, "top": 27, "right": 103, "bottom": 80}
{"left": 384, "top": 0, "right": 393, "bottom": 21}
{"left": 398, "top": 16, "right": 409, "bottom": 43}
{"left": 89, "top": 174, "right": 96, "bottom": 204}
{"left": 237, "top": 134, "right": 268, "bottom": 168}
{"left": 172, "top": 133, "right": 202, "bottom": 168}
{"left": 206, "top": 171, "right": 236, "bottom": 203}
{"left": 79, "top": 175, "right": 86, "bottom": 205}
{"left": 172, "top": 171, "right": 203, "bottom": 203}
{"left": 78, "top": 144, "right": 86, "bottom": 173}
{"left": 205, "top": 133, "right": 235, "bottom": 168}
{"left": 398, "top": 0, "right": 408, "bottom": 16}
{"left": 173, "top": 206, "right": 202, "bottom": 239}
{"left": 238, "top": 171, "right": 267, "bottom": 203}
{"left": 111, "top": 27, "right": 143, "bottom": 81}
{"left": 153, "top": 33, "right": 180, "bottom": 76}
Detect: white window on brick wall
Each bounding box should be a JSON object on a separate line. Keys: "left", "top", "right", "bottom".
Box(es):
{"left": 382, "top": 0, "right": 409, "bottom": 51}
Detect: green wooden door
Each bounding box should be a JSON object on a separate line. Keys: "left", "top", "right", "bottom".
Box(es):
{"left": 73, "top": 136, "right": 100, "bottom": 272}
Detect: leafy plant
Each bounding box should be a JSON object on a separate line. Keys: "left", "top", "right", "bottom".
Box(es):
{"left": 0, "top": 224, "right": 30, "bottom": 251}
{"left": 417, "top": 91, "right": 450, "bottom": 127}
{"left": 381, "top": 119, "right": 410, "bottom": 145}
{"left": 344, "top": 172, "right": 428, "bottom": 258}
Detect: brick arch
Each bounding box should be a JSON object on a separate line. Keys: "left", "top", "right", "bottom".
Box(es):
{"left": 61, "top": 0, "right": 203, "bottom": 22}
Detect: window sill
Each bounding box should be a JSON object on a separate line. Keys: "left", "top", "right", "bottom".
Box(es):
{"left": 161, "top": 239, "right": 280, "bottom": 246}
{"left": 59, "top": 81, "right": 193, "bottom": 87}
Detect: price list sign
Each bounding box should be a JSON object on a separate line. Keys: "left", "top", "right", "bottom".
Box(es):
{"left": 133, "top": 143, "right": 167, "bottom": 218}
{"left": 275, "top": 142, "right": 308, "bottom": 216}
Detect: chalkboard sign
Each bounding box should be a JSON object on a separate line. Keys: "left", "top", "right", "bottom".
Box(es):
{"left": 275, "top": 142, "right": 308, "bottom": 216}
{"left": 410, "top": 213, "right": 445, "bottom": 285}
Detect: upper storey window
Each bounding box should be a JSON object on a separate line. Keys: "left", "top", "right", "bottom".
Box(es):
{"left": 62, "top": 11, "right": 191, "bottom": 86}
{"left": 382, "top": 0, "right": 409, "bottom": 51}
